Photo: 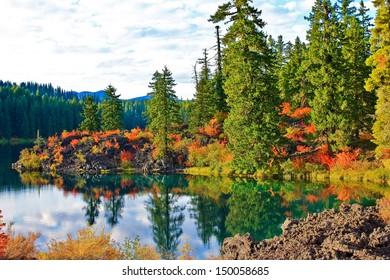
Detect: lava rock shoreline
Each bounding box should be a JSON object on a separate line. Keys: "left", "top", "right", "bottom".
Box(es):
{"left": 221, "top": 204, "right": 390, "bottom": 260}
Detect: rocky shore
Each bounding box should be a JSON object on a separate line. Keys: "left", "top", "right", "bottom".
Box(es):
{"left": 12, "top": 130, "right": 187, "bottom": 174}
{"left": 221, "top": 204, "right": 390, "bottom": 260}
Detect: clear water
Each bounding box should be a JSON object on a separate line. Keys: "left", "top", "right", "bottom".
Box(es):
{"left": 0, "top": 144, "right": 387, "bottom": 259}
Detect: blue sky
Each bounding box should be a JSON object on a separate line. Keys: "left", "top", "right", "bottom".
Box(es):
{"left": 0, "top": 0, "right": 374, "bottom": 100}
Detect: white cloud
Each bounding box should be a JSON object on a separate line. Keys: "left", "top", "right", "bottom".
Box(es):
{"left": 0, "top": 0, "right": 373, "bottom": 100}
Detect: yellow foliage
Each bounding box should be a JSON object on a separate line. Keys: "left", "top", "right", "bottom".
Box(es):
{"left": 177, "top": 239, "right": 196, "bottom": 260}
{"left": 91, "top": 145, "right": 101, "bottom": 154}
{"left": 19, "top": 149, "right": 42, "bottom": 170}
{"left": 38, "top": 227, "right": 123, "bottom": 260}
{"left": 3, "top": 227, "right": 40, "bottom": 260}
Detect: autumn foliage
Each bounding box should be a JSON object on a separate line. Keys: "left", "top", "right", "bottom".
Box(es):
{"left": 0, "top": 210, "right": 8, "bottom": 258}
{"left": 199, "top": 118, "right": 222, "bottom": 137}
{"left": 38, "top": 227, "right": 122, "bottom": 260}
{"left": 3, "top": 230, "right": 40, "bottom": 260}
{"left": 378, "top": 198, "right": 390, "bottom": 224}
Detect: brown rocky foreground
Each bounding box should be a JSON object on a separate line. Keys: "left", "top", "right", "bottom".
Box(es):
{"left": 221, "top": 204, "right": 390, "bottom": 260}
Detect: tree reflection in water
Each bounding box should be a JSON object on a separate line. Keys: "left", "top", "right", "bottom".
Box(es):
{"left": 145, "top": 175, "right": 186, "bottom": 259}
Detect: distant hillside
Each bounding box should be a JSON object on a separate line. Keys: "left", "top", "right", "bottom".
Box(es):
{"left": 73, "top": 90, "right": 150, "bottom": 103}
{"left": 73, "top": 90, "right": 106, "bottom": 102}
{"left": 127, "top": 95, "right": 151, "bottom": 102}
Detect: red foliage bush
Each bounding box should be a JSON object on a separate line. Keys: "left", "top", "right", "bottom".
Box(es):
{"left": 199, "top": 118, "right": 221, "bottom": 137}
{"left": 100, "top": 130, "right": 120, "bottom": 138}
{"left": 291, "top": 107, "right": 311, "bottom": 118}
{"left": 61, "top": 130, "right": 80, "bottom": 140}
{"left": 304, "top": 123, "right": 316, "bottom": 134}
{"left": 120, "top": 151, "right": 134, "bottom": 162}
{"left": 280, "top": 102, "right": 292, "bottom": 116}
{"left": 48, "top": 134, "right": 59, "bottom": 148}
{"left": 296, "top": 145, "right": 311, "bottom": 153}
{"left": 334, "top": 149, "right": 361, "bottom": 169}
{"left": 125, "top": 127, "right": 142, "bottom": 142}
{"left": 70, "top": 139, "right": 80, "bottom": 148}
{"left": 292, "top": 156, "right": 305, "bottom": 170}
{"left": 0, "top": 210, "right": 8, "bottom": 258}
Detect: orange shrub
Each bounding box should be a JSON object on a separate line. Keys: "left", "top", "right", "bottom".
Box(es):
{"left": 70, "top": 139, "right": 80, "bottom": 148}
{"left": 292, "top": 156, "right": 305, "bottom": 170}
{"left": 280, "top": 102, "right": 292, "bottom": 116}
{"left": 334, "top": 149, "right": 361, "bottom": 169}
{"left": 48, "top": 134, "right": 59, "bottom": 148}
{"left": 100, "top": 130, "right": 120, "bottom": 138}
{"left": 2, "top": 225, "right": 40, "bottom": 260}
{"left": 304, "top": 123, "right": 316, "bottom": 134}
{"left": 199, "top": 118, "right": 221, "bottom": 137}
{"left": 53, "top": 146, "right": 65, "bottom": 165}
{"left": 113, "top": 138, "right": 120, "bottom": 149}
{"left": 297, "top": 145, "right": 311, "bottom": 153}
{"left": 285, "top": 127, "right": 305, "bottom": 142}
{"left": 61, "top": 130, "right": 80, "bottom": 140}
{"left": 120, "top": 151, "right": 134, "bottom": 162}
{"left": 125, "top": 127, "right": 142, "bottom": 142}
{"left": 291, "top": 107, "right": 311, "bottom": 118}
{"left": 38, "top": 227, "right": 122, "bottom": 260}
{"left": 91, "top": 132, "right": 100, "bottom": 143}
{"left": 104, "top": 141, "right": 114, "bottom": 148}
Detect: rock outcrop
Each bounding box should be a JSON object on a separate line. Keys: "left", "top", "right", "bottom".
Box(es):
{"left": 221, "top": 204, "right": 390, "bottom": 260}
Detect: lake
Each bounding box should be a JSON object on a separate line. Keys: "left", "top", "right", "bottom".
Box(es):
{"left": 0, "top": 144, "right": 388, "bottom": 259}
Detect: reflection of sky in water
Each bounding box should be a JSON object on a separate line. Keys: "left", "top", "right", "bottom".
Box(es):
{"left": 0, "top": 185, "right": 221, "bottom": 258}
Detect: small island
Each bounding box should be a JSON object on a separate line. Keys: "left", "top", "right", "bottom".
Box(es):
{"left": 12, "top": 128, "right": 187, "bottom": 174}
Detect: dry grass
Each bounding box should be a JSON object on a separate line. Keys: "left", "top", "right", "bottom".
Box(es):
{"left": 38, "top": 227, "right": 123, "bottom": 260}
{"left": 378, "top": 198, "right": 390, "bottom": 224}
{"left": 177, "top": 238, "right": 196, "bottom": 260}
{"left": 3, "top": 226, "right": 40, "bottom": 260}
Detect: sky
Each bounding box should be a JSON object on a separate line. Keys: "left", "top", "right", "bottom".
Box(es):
{"left": 0, "top": 0, "right": 375, "bottom": 100}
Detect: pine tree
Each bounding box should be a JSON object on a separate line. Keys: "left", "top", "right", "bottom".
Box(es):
{"left": 189, "top": 49, "right": 215, "bottom": 131}
{"left": 80, "top": 96, "right": 100, "bottom": 132}
{"left": 145, "top": 66, "right": 182, "bottom": 159}
{"left": 210, "top": 0, "right": 283, "bottom": 172}
{"left": 365, "top": 0, "right": 390, "bottom": 157}
{"left": 338, "top": 0, "right": 375, "bottom": 141}
{"left": 305, "top": 0, "right": 345, "bottom": 152}
{"left": 101, "top": 85, "right": 124, "bottom": 131}
{"left": 278, "top": 37, "right": 309, "bottom": 108}
{"left": 213, "top": 25, "right": 228, "bottom": 113}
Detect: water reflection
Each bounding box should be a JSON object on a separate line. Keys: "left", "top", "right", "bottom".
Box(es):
{"left": 146, "top": 176, "right": 186, "bottom": 259}
{"left": 187, "top": 176, "right": 230, "bottom": 246}
{"left": 1, "top": 145, "right": 389, "bottom": 259}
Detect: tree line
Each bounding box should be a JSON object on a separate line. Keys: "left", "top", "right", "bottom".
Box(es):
{"left": 0, "top": 81, "right": 148, "bottom": 139}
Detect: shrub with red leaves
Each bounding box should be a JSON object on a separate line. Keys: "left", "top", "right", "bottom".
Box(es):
{"left": 0, "top": 210, "right": 8, "bottom": 258}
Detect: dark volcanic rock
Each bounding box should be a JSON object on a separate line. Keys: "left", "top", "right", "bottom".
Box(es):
{"left": 221, "top": 204, "right": 390, "bottom": 260}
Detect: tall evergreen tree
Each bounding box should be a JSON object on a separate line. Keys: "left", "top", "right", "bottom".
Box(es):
{"left": 101, "top": 84, "right": 124, "bottom": 131}
{"left": 305, "top": 0, "right": 345, "bottom": 152}
{"left": 145, "top": 66, "right": 182, "bottom": 159}
{"left": 210, "top": 0, "right": 283, "bottom": 172}
{"left": 190, "top": 49, "right": 215, "bottom": 131}
{"left": 365, "top": 0, "right": 390, "bottom": 157}
{"left": 80, "top": 96, "right": 100, "bottom": 132}
{"left": 278, "top": 37, "right": 309, "bottom": 108}
{"left": 213, "top": 25, "right": 228, "bottom": 113}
